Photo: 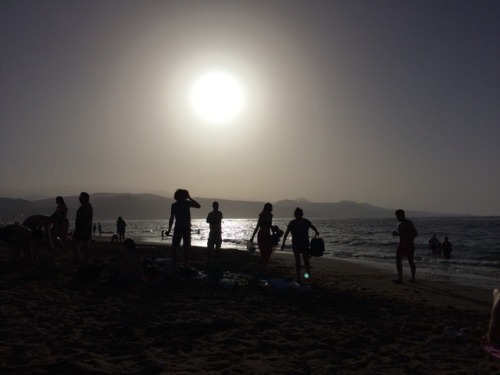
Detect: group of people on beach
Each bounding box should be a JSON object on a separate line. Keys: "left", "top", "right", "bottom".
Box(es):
{"left": 1, "top": 190, "right": 453, "bottom": 287}
{"left": 0, "top": 192, "right": 93, "bottom": 264}
{"left": 2, "top": 191, "right": 500, "bottom": 354}
{"left": 162, "top": 189, "right": 448, "bottom": 287}
{"left": 164, "top": 189, "right": 320, "bottom": 283}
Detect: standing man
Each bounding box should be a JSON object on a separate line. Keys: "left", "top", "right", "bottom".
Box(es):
{"left": 166, "top": 189, "right": 201, "bottom": 267}
{"left": 71, "top": 192, "right": 93, "bottom": 263}
{"left": 206, "top": 201, "right": 223, "bottom": 268}
{"left": 392, "top": 209, "right": 418, "bottom": 283}
{"left": 116, "top": 216, "right": 126, "bottom": 243}
{"left": 428, "top": 233, "right": 440, "bottom": 255}
{"left": 442, "top": 237, "right": 453, "bottom": 259}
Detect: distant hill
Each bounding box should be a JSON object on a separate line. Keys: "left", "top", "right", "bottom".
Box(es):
{"left": 0, "top": 193, "right": 452, "bottom": 222}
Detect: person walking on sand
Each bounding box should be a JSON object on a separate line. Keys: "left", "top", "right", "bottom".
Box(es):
{"left": 206, "top": 201, "right": 223, "bottom": 268}
{"left": 70, "top": 192, "right": 93, "bottom": 263}
{"left": 116, "top": 216, "right": 126, "bottom": 243}
{"left": 250, "top": 203, "right": 275, "bottom": 270}
{"left": 281, "top": 207, "right": 319, "bottom": 283}
{"left": 166, "top": 189, "right": 201, "bottom": 267}
{"left": 392, "top": 209, "right": 418, "bottom": 284}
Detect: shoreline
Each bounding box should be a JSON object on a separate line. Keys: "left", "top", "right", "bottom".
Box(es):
{"left": 134, "top": 234, "right": 500, "bottom": 291}
{"left": 105, "top": 235, "right": 495, "bottom": 310}
{"left": 1, "top": 238, "right": 499, "bottom": 373}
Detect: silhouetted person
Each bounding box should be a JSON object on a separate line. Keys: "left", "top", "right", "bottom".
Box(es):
{"left": 250, "top": 203, "right": 275, "bottom": 270}
{"left": 428, "top": 233, "right": 440, "bottom": 255}
{"left": 442, "top": 236, "right": 452, "bottom": 259}
{"left": 50, "top": 196, "right": 69, "bottom": 250}
{"left": 281, "top": 207, "right": 319, "bottom": 282}
{"left": 392, "top": 209, "right": 418, "bottom": 283}
{"left": 98, "top": 223, "right": 102, "bottom": 236}
{"left": 70, "top": 192, "right": 93, "bottom": 263}
{"left": 116, "top": 216, "right": 126, "bottom": 243}
{"left": 206, "top": 201, "right": 223, "bottom": 268}
{"left": 93, "top": 223, "right": 97, "bottom": 237}
{"left": 166, "top": 189, "right": 201, "bottom": 267}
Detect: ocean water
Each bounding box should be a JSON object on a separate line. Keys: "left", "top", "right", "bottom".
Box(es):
{"left": 94, "top": 217, "right": 500, "bottom": 290}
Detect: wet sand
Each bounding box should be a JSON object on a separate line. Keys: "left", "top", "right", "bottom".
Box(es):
{"left": 1, "top": 237, "right": 499, "bottom": 374}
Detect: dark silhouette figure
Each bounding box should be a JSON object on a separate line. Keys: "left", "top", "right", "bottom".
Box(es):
{"left": 206, "top": 201, "right": 223, "bottom": 268}
{"left": 442, "top": 236, "right": 453, "bottom": 259}
{"left": 392, "top": 209, "right": 418, "bottom": 283}
{"left": 98, "top": 223, "right": 102, "bottom": 236}
{"left": 50, "top": 196, "right": 69, "bottom": 250}
{"left": 250, "top": 203, "right": 275, "bottom": 270}
{"left": 281, "top": 207, "right": 319, "bottom": 282}
{"left": 70, "top": 192, "right": 93, "bottom": 263}
{"left": 428, "top": 233, "right": 441, "bottom": 255}
{"left": 93, "top": 223, "right": 97, "bottom": 237}
{"left": 116, "top": 216, "right": 126, "bottom": 243}
{"left": 166, "top": 189, "right": 201, "bottom": 266}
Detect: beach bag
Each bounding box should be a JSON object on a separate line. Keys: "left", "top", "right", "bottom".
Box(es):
{"left": 271, "top": 225, "right": 284, "bottom": 246}
{"left": 309, "top": 235, "right": 325, "bottom": 257}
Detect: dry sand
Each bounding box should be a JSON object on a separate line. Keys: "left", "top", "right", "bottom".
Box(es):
{"left": 1, "top": 237, "right": 499, "bottom": 374}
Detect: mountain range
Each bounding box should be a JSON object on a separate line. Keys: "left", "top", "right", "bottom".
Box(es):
{"left": 0, "top": 193, "right": 454, "bottom": 222}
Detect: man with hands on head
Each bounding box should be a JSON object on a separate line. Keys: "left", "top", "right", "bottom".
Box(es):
{"left": 166, "top": 189, "right": 201, "bottom": 267}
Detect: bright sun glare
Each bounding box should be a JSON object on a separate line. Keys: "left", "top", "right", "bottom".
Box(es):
{"left": 189, "top": 71, "right": 246, "bottom": 125}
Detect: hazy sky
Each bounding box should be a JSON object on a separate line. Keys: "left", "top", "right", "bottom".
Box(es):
{"left": 1, "top": 1, "right": 499, "bottom": 215}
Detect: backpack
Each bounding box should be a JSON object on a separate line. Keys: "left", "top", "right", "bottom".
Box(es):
{"left": 309, "top": 235, "right": 325, "bottom": 257}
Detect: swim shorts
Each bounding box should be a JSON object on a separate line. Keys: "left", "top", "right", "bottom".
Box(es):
{"left": 396, "top": 243, "right": 415, "bottom": 260}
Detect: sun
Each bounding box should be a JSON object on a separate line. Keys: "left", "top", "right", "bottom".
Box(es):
{"left": 189, "top": 71, "right": 246, "bottom": 124}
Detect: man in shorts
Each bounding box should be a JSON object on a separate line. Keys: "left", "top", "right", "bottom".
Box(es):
{"left": 206, "top": 201, "right": 223, "bottom": 268}
{"left": 392, "top": 209, "right": 418, "bottom": 283}
{"left": 281, "top": 207, "right": 319, "bottom": 283}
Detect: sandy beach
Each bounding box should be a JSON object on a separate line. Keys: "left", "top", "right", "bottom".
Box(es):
{"left": 1, "top": 238, "right": 499, "bottom": 374}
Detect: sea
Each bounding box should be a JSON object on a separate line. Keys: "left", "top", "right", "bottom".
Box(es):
{"left": 94, "top": 217, "right": 500, "bottom": 291}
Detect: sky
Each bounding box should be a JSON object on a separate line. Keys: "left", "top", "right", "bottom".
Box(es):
{"left": 1, "top": 0, "right": 499, "bottom": 216}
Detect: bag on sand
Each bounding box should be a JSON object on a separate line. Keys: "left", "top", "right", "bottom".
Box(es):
{"left": 309, "top": 235, "right": 325, "bottom": 257}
